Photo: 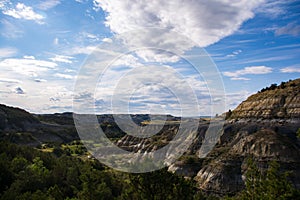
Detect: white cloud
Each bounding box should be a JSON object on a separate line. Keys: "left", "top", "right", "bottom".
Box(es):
{"left": 231, "top": 77, "right": 250, "bottom": 81}
{"left": 69, "top": 45, "right": 97, "bottom": 55}
{"left": 225, "top": 90, "right": 251, "bottom": 110}
{"left": 81, "top": 32, "right": 99, "bottom": 41}
{"left": 102, "top": 37, "right": 112, "bottom": 43}
{"left": 94, "top": 0, "right": 264, "bottom": 62}
{"left": 0, "top": 78, "right": 21, "bottom": 84}
{"left": 85, "top": 64, "right": 218, "bottom": 116}
{"left": 0, "top": 47, "right": 17, "bottom": 58}
{"left": 280, "top": 66, "right": 300, "bottom": 73}
{"left": 50, "top": 55, "right": 74, "bottom": 63}
{"left": 38, "top": 0, "right": 61, "bottom": 10}
{"left": 255, "top": 0, "right": 287, "bottom": 18}
{"left": 75, "top": 0, "right": 87, "bottom": 3}
{"left": 34, "top": 78, "right": 47, "bottom": 83}
{"left": 54, "top": 73, "right": 74, "bottom": 79}
{"left": 0, "top": 57, "right": 57, "bottom": 77}
{"left": 0, "top": 19, "right": 23, "bottom": 38}
{"left": 226, "top": 49, "right": 242, "bottom": 58}
{"left": 53, "top": 37, "right": 59, "bottom": 45}
{"left": 223, "top": 66, "right": 272, "bottom": 80}
{"left": 0, "top": 55, "right": 74, "bottom": 114}
{"left": 0, "top": 0, "right": 8, "bottom": 9}
{"left": 275, "top": 22, "right": 300, "bottom": 37}
{"left": 2, "top": 3, "right": 44, "bottom": 24}
{"left": 73, "top": 32, "right": 100, "bottom": 44}
{"left": 23, "top": 55, "right": 35, "bottom": 59}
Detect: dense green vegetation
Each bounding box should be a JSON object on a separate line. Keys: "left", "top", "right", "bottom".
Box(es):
{"left": 0, "top": 141, "right": 299, "bottom": 199}
{"left": 258, "top": 79, "right": 297, "bottom": 93}
{"left": 0, "top": 141, "right": 204, "bottom": 200}
{"left": 229, "top": 158, "right": 300, "bottom": 200}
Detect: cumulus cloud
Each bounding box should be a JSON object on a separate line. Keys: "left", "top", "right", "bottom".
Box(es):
{"left": 275, "top": 22, "right": 300, "bottom": 37}
{"left": 280, "top": 66, "right": 300, "bottom": 73}
{"left": 2, "top": 3, "right": 45, "bottom": 24}
{"left": 223, "top": 66, "right": 272, "bottom": 80}
{"left": 94, "top": 0, "right": 264, "bottom": 62}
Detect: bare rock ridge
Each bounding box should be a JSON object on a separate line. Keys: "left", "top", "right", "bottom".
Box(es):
{"left": 229, "top": 78, "right": 300, "bottom": 119}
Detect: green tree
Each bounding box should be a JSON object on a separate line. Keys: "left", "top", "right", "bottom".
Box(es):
{"left": 126, "top": 168, "right": 195, "bottom": 200}
{"left": 237, "top": 159, "right": 300, "bottom": 200}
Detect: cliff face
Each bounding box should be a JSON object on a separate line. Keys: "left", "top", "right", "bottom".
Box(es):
{"left": 193, "top": 122, "right": 300, "bottom": 195}
{"left": 230, "top": 79, "right": 300, "bottom": 119}
{"left": 192, "top": 78, "right": 300, "bottom": 195}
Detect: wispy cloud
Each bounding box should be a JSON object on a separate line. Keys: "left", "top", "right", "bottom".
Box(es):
{"left": 0, "top": 47, "right": 17, "bottom": 58}
{"left": 0, "top": 19, "right": 23, "bottom": 38}
{"left": 236, "top": 55, "right": 293, "bottom": 64}
{"left": 226, "top": 49, "right": 242, "bottom": 58}
{"left": 2, "top": 3, "right": 45, "bottom": 24}
{"left": 0, "top": 78, "right": 21, "bottom": 84}
{"left": 68, "top": 45, "right": 97, "bottom": 55}
{"left": 255, "top": 0, "right": 288, "bottom": 18}
{"left": 50, "top": 55, "right": 74, "bottom": 63}
{"left": 280, "top": 66, "right": 300, "bottom": 73}
{"left": 54, "top": 73, "right": 75, "bottom": 79}
{"left": 275, "top": 22, "right": 300, "bottom": 36}
{"left": 38, "top": 0, "right": 61, "bottom": 10}
{"left": 223, "top": 66, "right": 273, "bottom": 80}
{"left": 0, "top": 57, "right": 57, "bottom": 77}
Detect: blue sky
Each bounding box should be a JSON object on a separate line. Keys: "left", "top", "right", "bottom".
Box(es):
{"left": 0, "top": 0, "right": 299, "bottom": 116}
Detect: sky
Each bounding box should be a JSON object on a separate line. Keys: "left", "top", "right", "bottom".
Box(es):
{"left": 0, "top": 0, "right": 299, "bottom": 116}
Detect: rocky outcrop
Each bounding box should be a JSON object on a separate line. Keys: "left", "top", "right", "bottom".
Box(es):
{"left": 229, "top": 79, "right": 300, "bottom": 119}
{"left": 193, "top": 78, "right": 300, "bottom": 195}
{"left": 194, "top": 122, "right": 300, "bottom": 195}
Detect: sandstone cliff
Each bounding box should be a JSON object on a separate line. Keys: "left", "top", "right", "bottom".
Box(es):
{"left": 229, "top": 78, "right": 300, "bottom": 119}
